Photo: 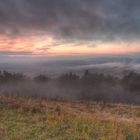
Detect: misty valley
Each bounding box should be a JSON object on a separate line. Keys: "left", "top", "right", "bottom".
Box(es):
{"left": 0, "top": 70, "right": 140, "bottom": 104}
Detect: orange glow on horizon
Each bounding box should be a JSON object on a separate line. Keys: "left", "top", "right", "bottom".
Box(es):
{"left": 0, "top": 34, "right": 140, "bottom": 56}
{"left": 48, "top": 42, "right": 140, "bottom": 56}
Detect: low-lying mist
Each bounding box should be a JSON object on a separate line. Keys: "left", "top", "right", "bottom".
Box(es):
{"left": 0, "top": 70, "right": 140, "bottom": 104}
{"left": 1, "top": 54, "right": 140, "bottom": 77}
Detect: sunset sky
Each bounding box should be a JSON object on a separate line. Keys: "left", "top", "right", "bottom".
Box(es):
{"left": 0, "top": 0, "right": 140, "bottom": 56}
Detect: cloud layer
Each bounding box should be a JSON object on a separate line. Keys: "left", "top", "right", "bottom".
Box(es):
{"left": 0, "top": 51, "right": 32, "bottom": 56}
{"left": 0, "top": 0, "right": 140, "bottom": 42}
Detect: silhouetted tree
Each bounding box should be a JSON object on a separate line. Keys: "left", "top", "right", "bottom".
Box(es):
{"left": 0, "top": 70, "right": 26, "bottom": 83}
{"left": 84, "top": 70, "right": 90, "bottom": 76}
{"left": 58, "top": 72, "right": 79, "bottom": 86}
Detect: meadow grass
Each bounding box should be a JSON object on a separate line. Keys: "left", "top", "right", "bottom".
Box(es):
{"left": 0, "top": 95, "right": 140, "bottom": 140}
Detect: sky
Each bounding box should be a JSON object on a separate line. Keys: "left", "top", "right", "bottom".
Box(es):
{"left": 0, "top": 0, "right": 140, "bottom": 56}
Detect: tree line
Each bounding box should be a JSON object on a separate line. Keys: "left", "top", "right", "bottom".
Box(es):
{"left": 0, "top": 70, "right": 140, "bottom": 93}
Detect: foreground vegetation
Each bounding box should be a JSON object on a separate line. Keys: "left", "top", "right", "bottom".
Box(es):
{"left": 0, "top": 96, "right": 140, "bottom": 140}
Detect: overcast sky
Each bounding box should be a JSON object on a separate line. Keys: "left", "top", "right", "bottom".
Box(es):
{"left": 0, "top": 0, "right": 140, "bottom": 56}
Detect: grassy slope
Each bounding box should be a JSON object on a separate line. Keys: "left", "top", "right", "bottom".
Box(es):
{"left": 0, "top": 96, "right": 140, "bottom": 140}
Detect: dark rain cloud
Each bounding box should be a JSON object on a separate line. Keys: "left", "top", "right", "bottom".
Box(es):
{"left": 0, "top": 0, "right": 140, "bottom": 41}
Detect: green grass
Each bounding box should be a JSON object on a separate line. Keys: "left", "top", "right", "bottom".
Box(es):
{"left": 0, "top": 96, "right": 140, "bottom": 140}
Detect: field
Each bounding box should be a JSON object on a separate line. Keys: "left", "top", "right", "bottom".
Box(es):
{"left": 0, "top": 96, "right": 140, "bottom": 140}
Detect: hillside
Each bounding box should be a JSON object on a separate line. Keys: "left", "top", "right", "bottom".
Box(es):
{"left": 0, "top": 95, "right": 140, "bottom": 140}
